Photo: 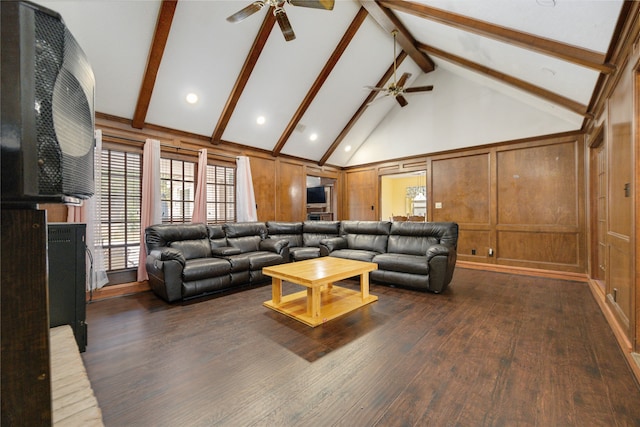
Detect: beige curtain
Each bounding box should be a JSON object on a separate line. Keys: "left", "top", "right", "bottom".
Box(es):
{"left": 236, "top": 156, "right": 257, "bottom": 222}
{"left": 136, "top": 139, "right": 162, "bottom": 282}
{"left": 192, "top": 148, "right": 208, "bottom": 223}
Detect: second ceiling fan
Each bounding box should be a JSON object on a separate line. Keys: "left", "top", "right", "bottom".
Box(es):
{"left": 366, "top": 30, "right": 434, "bottom": 107}
{"left": 227, "top": 0, "right": 334, "bottom": 42}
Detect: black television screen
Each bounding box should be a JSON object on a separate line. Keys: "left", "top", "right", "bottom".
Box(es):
{"left": 306, "top": 186, "right": 326, "bottom": 204}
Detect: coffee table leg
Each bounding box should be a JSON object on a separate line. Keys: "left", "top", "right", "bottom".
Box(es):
{"left": 272, "top": 278, "right": 282, "bottom": 305}
{"left": 307, "top": 286, "right": 321, "bottom": 319}
{"left": 360, "top": 273, "right": 370, "bottom": 301}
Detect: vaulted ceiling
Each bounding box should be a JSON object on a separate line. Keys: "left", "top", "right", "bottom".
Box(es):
{"left": 34, "top": 0, "right": 628, "bottom": 167}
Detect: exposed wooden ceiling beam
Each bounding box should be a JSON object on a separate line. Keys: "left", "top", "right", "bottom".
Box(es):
{"left": 319, "top": 51, "right": 408, "bottom": 166}
{"left": 271, "top": 7, "right": 369, "bottom": 157}
{"left": 211, "top": 10, "right": 277, "bottom": 144}
{"left": 359, "top": 0, "right": 434, "bottom": 73}
{"left": 417, "top": 42, "right": 591, "bottom": 118}
{"left": 380, "top": 0, "right": 615, "bottom": 74}
{"left": 132, "top": 0, "right": 178, "bottom": 129}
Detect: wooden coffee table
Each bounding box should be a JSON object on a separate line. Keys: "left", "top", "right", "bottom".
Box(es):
{"left": 262, "top": 257, "right": 378, "bottom": 327}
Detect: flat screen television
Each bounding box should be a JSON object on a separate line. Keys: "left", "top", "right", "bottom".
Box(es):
{"left": 306, "top": 186, "right": 326, "bottom": 204}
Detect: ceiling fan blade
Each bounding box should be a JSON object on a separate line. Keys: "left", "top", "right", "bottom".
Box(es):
{"left": 274, "top": 8, "right": 296, "bottom": 41}
{"left": 364, "top": 85, "right": 387, "bottom": 92}
{"left": 396, "top": 95, "right": 409, "bottom": 107}
{"left": 405, "top": 85, "right": 434, "bottom": 93}
{"left": 288, "top": 0, "right": 335, "bottom": 10}
{"left": 396, "top": 72, "right": 412, "bottom": 89}
{"left": 226, "top": 1, "right": 265, "bottom": 23}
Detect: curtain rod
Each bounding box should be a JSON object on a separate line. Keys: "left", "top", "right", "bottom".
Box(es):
{"left": 102, "top": 133, "right": 238, "bottom": 160}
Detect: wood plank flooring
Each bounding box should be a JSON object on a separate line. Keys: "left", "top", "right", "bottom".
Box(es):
{"left": 81, "top": 268, "right": 640, "bottom": 426}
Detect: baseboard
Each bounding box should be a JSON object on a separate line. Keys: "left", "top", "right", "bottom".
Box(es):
{"left": 86, "top": 281, "right": 150, "bottom": 302}
{"left": 456, "top": 261, "right": 589, "bottom": 282}
{"left": 587, "top": 279, "right": 640, "bottom": 387}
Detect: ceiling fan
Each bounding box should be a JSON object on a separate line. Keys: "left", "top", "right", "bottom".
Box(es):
{"left": 366, "top": 30, "right": 434, "bottom": 107}
{"left": 226, "top": 0, "right": 335, "bottom": 42}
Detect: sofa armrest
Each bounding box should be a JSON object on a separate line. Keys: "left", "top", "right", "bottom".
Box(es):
{"left": 425, "top": 244, "right": 457, "bottom": 293}
{"left": 259, "top": 238, "right": 290, "bottom": 263}
{"left": 319, "top": 236, "right": 347, "bottom": 256}
{"left": 146, "top": 250, "right": 185, "bottom": 302}
{"left": 425, "top": 243, "right": 451, "bottom": 262}
{"left": 260, "top": 238, "right": 289, "bottom": 253}
{"left": 150, "top": 247, "right": 186, "bottom": 266}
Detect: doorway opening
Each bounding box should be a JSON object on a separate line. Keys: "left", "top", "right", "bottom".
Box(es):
{"left": 306, "top": 176, "right": 336, "bottom": 220}
{"left": 380, "top": 171, "right": 427, "bottom": 222}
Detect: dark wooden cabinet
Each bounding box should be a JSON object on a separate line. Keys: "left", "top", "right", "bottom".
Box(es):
{"left": 48, "top": 223, "right": 87, "bottom": 352}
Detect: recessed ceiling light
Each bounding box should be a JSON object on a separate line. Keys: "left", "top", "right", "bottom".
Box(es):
{"left": 256, "top": 116, "right": 266, "bottom": 125}
{"left": 186, "top": 93, "right": 198, "bottom": 104}
{"left": 344, "top": 145, "right": 352, "bottom": 152}
{"left": 309, "top": 133, "right": 318, "bottom": 141}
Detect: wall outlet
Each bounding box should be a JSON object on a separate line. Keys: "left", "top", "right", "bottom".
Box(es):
{"left": 435, "top": 202, "right": 442, "bottom": 209}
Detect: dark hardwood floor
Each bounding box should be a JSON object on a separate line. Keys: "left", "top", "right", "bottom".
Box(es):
{"left": 82, "top": 268, "right": 640, "bottom": 426}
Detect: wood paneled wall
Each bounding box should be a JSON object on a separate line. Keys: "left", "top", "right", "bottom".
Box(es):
{"left": 346, "top": 134, "right": 585, "bottom": 273}
{"left": 585, "top": 32, "right": 638, "bottom": 348}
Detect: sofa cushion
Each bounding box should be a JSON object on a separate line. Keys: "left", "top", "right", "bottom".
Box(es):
{"left": 341, "top": 220, "right": 390, "bottom": 253}
{"left": 289, "top": 247, "right": 320, "bottom": 261}
{"left": 224, "top": 222, "right": 268, "bottom": 239}
{"left": 372, "top": 253, "right": 429, "bottom": 275}
{"left": 225, "top": 254, "right": 250, "bottom": 272}
{"left": 388, "top": 222, "right": 459, "bottom": 255}
{"left": 145, "top": 223, "right": 208, "bottom": 252}
{"left": 183, "top": 257, "right": 231, "bottom": 282}
{"left": 170, "top": 239, "right": 212, "bottom": 260}
{"left": 330, "top": 249, "right": 378, "bottom": 263}
{"left": 208, "top": 225, "right": 228, "bottom": 248}
{"left": 387, "top": 235, "right": 438, "bottom": 256}
{"left": 302, "top": 220, "right": 340, "bottom": 247}
{"left": 266, "top": 221, "right": 303, "bottom": 247}
{"left": 270, "top": 233, "right": 303, "bottom": 247}
{"left": 211, "top": 247, "right": 242, "bottom": 256}
{"left": 227, "top": 235, "right": 262, "bottom": 253}
{"left": 247, "top": 251, "right": 284, "bottom": 270}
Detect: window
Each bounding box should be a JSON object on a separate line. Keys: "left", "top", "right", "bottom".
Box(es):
{"left": 205, "top": 164, "right": 236, "bottom": 224}
{"left": 100, "top": 149, "right": 142, "bottom": 272}
{"left": 160, "top": 158, "right": 195, "bottom": 223}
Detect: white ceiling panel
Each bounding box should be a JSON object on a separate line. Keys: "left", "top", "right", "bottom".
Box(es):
{"left": 415, "top": 0, "right": 623, "bottom": 53}
{"left": 146, "top": 1, "right": 264, "bottom": 136}
{"left": 281, "top": 16, "right": 393, "bottom": 160}
{"left": 398, "top": 11, "right": 600, "bottom": 105}
{"left": 34, "top": 0, "right": 161, "bottom": 119}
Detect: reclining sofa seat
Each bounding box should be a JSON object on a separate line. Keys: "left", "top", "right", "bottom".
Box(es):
{"left": 144, "top": 222, "right": 289, "bottom": 302}
{"left": 145, "top": 223, "right": 232, "bottom": 302}
{"left": 266, "top": 220, "right": 341, "bottom": 261}
{"left": 320, "top": 220, "right": 458, "bottom": 293}
{"left": 373, "top": 221, "right": 458, "bottom": 293}
{"left": 320, "top": 221, "right": 391, "bottom": 262}
{"left": 221, "top": 222, "right": 289, "bottom": 284}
